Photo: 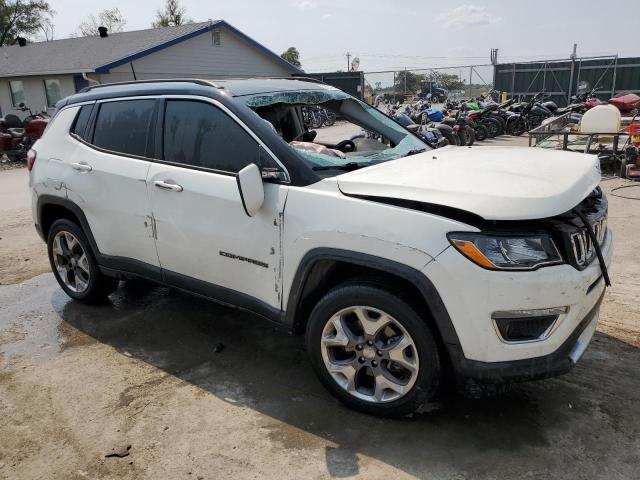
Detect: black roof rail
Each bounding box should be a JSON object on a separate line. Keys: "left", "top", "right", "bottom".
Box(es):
{"left": 79, "top": 78, "right": 219, "bottom": 93}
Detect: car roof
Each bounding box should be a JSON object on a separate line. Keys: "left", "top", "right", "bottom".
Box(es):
{"left": 57, "top": 77, "right": 336, "bottom": 108}
{"left": 214, "top": 77, "right": 336, "bottom": 96}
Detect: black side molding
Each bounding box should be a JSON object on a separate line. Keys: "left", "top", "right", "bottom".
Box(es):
{"left": 284, "top": 248, "right": 463, "bottom": 350}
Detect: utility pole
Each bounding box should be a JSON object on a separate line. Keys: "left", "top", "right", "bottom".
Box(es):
{"left": 346, "top": 52, "right": 351, "bottom": 72}
{"left": 490, "top": 48, "right": 499, "bottom": 65}
{"left": 568, "top": 43, "right": 578, "bottom": 104}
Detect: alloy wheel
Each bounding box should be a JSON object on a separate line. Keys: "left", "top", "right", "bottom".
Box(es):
{"left": 320, "top": 306, "right": 420, "bottom": 403}
{"left": 51, "top": 231, "right": 90, "bottom": 293}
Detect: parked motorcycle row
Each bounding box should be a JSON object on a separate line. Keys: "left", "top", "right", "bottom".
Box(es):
{"left": 302, "top": 105, "right": 337, "bottom": 129}
{"left": 0, "top": 103, "right": 49, "bottom": 162}
{"left": 379, "top": 86, "right": 640, "bottom": 149}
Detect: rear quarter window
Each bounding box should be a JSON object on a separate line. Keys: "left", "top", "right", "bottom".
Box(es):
{"left": 92, "top": 99, "right": 155, "bottom": 157}
{"left": 70, "top": 104, "right": 94, "bottom": 140}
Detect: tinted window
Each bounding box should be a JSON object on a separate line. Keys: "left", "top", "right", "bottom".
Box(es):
{"left": 93, "top": 100, "right": 155, "bottom": 157}
{"left": 163, "top": 100, "right": 259, "bottom": 172}
{"left": 70, "top": 104, "right": 93, "bottom": 140}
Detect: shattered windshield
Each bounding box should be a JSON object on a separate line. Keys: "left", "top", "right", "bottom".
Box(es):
{"left": 240, "top": 88, "right": 429, "bottom": 174}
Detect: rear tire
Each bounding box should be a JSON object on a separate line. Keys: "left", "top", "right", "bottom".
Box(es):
{"left": 483, "top": 118, "right": 500, "bottom": 138}
{"left": 474, "top": 124, "right": 488, "bottom": 141}
{"left": 323, "top": 112, "right": 336, "bottom": 127}
{"left": 509, "top": 118, "right": 526, "bottom": 136}
{"left": 306, "top": 283, "right": 441, "bottom": 417}
{"left": 47, "top": 219, "right": 119, "bottom": 303}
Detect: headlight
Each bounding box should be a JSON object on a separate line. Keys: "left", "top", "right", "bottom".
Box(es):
{"left": 447, "top": 232, "right": 562, "bottom": 270}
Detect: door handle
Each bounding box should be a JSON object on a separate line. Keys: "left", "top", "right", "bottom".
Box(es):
{"left": 154, "top": 180, "right": 183, "bottom": 192}
{"left": 71, "top": 162, "right": 92, "bottom": 172}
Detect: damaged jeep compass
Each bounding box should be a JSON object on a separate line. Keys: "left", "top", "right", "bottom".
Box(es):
{"left": 30, "top": 78, "right": 613, "bottom": 416}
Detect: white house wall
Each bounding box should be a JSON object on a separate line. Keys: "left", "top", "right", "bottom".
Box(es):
{"left": 0, "top": 75, "right": 75, "bottom": 119}
{"left": 101, "top": 27, "right": 292, "bottom": 83}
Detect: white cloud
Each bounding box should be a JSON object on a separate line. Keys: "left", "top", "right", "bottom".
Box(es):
{"left": 292, "top": 0, "right": 317, "bottom": 9}
{"left": 435, "top": 5, "right": 500, "bottom": 28}
{"left": 320, "top": 13, "right": 332, "bottom": 20}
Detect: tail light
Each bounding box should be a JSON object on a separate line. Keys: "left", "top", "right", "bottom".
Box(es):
{"left": 26, "top": 149, "right": 37, "bottom": 171}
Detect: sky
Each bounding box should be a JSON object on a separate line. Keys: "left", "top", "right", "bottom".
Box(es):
{"left": 49, "top": 0, "right": 640, "bottom": 78}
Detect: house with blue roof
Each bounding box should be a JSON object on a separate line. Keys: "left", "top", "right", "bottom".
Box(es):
{"left": 0, "top": 20, "right": 303, "bottom": 118}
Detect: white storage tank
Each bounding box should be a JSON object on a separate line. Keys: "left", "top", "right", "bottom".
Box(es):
{"left": 580, "top": 104, "right": 621, "bottom": 134}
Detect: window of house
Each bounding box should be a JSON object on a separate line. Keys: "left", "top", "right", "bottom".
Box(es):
{"left": 8, "top": 80, "right": 25, "bottom": 107}
{"left": 163, "top": 100, "right": 260, "bottom": 173}
{"left": 92, "top": 100, "right": 155, "bottom": 157}
{"left": 44, "top": 79, "right": 63, "bottom": 108}
{"left": 213, "top": 29, "right": 221, "bottom": 46}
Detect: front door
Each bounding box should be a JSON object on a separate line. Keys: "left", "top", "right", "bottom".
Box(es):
{"left": 147, "top": 98, "right": 288, "bottom": 311}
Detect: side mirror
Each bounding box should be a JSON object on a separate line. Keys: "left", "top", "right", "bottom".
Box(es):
{"left": 236, "top": 163, "right": 264, "bottom": 217}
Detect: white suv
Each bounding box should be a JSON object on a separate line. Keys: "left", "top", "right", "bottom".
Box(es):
{"left": 29, "top": 78, "right": 612, "bottom": 416}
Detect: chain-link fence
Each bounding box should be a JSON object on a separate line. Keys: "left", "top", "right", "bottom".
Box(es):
{"left": 364, "top": 64, "right": 494, "bottom": 105}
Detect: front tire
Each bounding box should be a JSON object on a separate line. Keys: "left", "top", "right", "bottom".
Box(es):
{"left": 47, "top": 219, "right": 119, "bottom": 303}
{"left": 306, "top": 283, "right": 441, "bottom": 417}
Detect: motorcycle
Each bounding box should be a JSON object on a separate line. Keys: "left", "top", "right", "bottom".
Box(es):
{"left": 302, "top": 106, "right": 336, "bottom": 128}
{"left": 574, "top": 85, "right": 640, "bottom": 116}
{"left": 390, "top": 110, "right": 450, "bottom": 148}
{"left": 441, "top": 109, "right": 476, "bottom": 146}
{"left": 0, "top": 103, "right": 49, "bottom": 162}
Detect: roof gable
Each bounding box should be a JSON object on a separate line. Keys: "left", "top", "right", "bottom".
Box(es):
{"left": 0, "top": 20, "right": 302, "bottom": 77}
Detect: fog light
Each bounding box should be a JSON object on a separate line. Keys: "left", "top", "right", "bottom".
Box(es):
{"left": 492, "top": 307, "right": 568, "bottom": 343}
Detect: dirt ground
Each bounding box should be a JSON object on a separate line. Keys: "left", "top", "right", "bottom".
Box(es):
{"left": 0, "top": 168, "right": 49, "bottom": 285}
{"left": 0, "top": 152, "right": 639, "bottom": 479}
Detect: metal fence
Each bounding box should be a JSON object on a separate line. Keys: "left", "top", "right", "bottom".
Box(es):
{"left": 494, "top": 55, "right": 640, "bottom": 106}
{"left": 295, "top": 71, "right": 365, "bottom": 99}
{"left": 363, "top": 64, "right": 494, "bottom": 103}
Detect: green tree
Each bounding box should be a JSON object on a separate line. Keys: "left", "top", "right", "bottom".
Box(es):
{"left": 280, "top": 47, "right": 301, "bottom": 68}
{"left": 394, "top": 70, "right": 425, "bottom": 94}
{"left": 77, "top": 8, "right": 126, "bottom": 36}
{"left": 435, "top": 73, "right": 465, "bottom": 91}
{"left": 153, "top": 0, "right": 191, "bottom": 28}
{"left": 0, "top": 0, "right": 53, "bottom": 46}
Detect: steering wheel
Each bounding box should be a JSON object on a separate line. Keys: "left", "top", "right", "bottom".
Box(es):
{"left": 334, "top": 139, "right": 356, "bottom": 153}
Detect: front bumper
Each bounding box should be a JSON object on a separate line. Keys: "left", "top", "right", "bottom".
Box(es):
{"left": 448, "top": 290, "right": 603, "bottom": 383}
{"left": 422, "top": 227, "right": 612, "bottom": 382}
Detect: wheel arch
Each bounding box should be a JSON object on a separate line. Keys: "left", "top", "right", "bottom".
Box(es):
{"left": 284, "top": 249, "right": 462, "bottom": 353}
{"left": 37, "top": 195, "right": 100, "bottom": 256}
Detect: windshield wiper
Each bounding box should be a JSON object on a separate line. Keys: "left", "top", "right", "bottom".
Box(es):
{"left": 312, "top": 162, "right": 363, "bottom": 171}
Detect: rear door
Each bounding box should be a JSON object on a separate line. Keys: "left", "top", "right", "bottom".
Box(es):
{"left": 146, "top": 97, "right": 288, "bottom": 310}
{"left": 63, "top": 98, "right": 160, "bottom": 275}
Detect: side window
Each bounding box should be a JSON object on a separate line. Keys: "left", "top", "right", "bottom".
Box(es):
{"left": 70, "top": 104, "right": 93, "bottom": 140}
{"left": 9, "top": 80, "right": 25, "bottom": 107}
{"left": 163, "top": 100, "right": 259, "bottom": 173}
{"left": 92, "top": 100, "right": 155, "bottom": 157}
{"left": 44, "top": 79, "right": 63, "bottom": 108}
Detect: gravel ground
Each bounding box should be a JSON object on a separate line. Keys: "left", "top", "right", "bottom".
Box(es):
{"left": 0, "top": 146, "right": 638, "bottom": 479}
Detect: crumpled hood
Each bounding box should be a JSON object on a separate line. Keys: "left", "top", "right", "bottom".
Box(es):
{"left": 337, "top": 146, "right": 601, "bottom": 220}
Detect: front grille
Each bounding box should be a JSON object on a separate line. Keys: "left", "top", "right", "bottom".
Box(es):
{"left": 569, "top": 215, "right": 607, "bottom": 267}
{"left": 549, "top": 187, "right": 608, "bottom": 271}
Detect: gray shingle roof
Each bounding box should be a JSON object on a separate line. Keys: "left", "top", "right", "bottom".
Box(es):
{"left": 0, "top": 21, "right": 219, "bottom": 77}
